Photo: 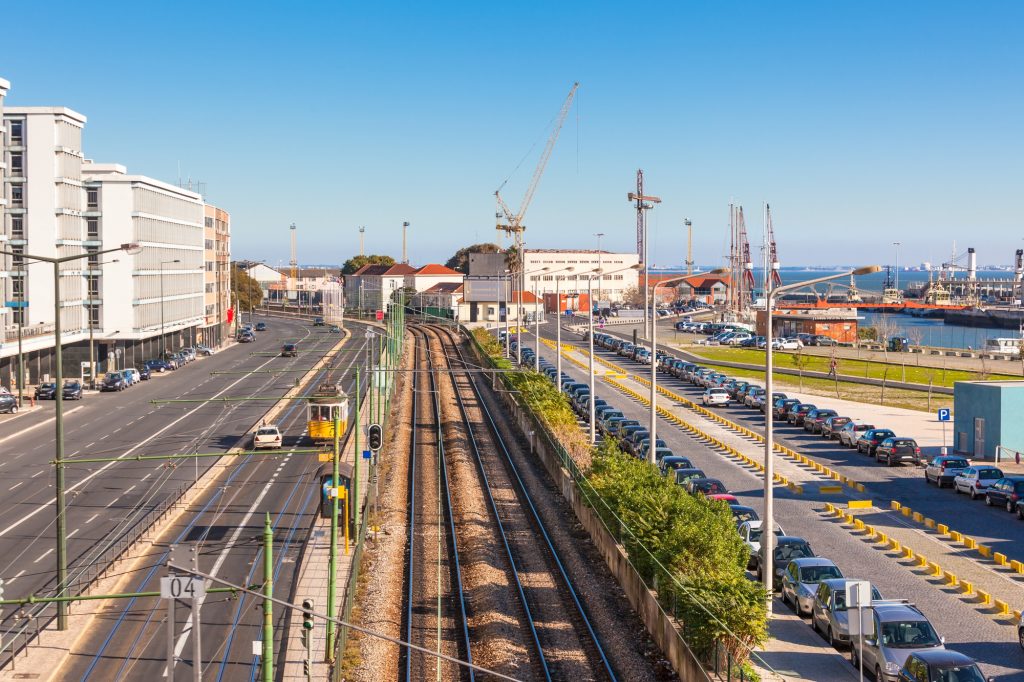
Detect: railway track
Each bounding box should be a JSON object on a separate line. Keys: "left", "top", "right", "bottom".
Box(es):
{"left": 401, "top": 323, "right": 615, "bottom": 682}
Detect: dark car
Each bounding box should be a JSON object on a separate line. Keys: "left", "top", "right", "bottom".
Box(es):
{"left": 821, "top": 416, "right": 852, "bottom": 440}
{"left": 731, "top": 505, "right": 759, "bottom": 526}
{"left": 281, "top": 343, "right": 298, "bottom": 357}
{"left": 100, "top": 373, "right": 126, "bottom": 392}
{"left": 313, "top": 316, "right": 325, "bottom": 326}
{"left": 875, "top": 438, "right": 921, "bottom": 466}
{"left": 35, "top": 382, "right": 58, "bottom": 400}
{"left": 686, "top": 478, "right": 729, "bottom": 496}
{"left": 897, "top": 649, "right": 988, "bottom": 682}
{"left": 62, "top": 381, "right": 83, "bottom": 400}
{"left": 0, "top": 393, "right": 17, "bottom": 414}
{"left": 659, "top": 456, "right": 695, "bottom": 476}
{"left": 856, "top": 428, "right": 896, "bottom": 455}
{"left": 138, "top": 366, "right": 151, "bottom": 380}
{"left": 145, "top": 359, "right": 173, "bottom": 373}
{"left": 804, "top": 409, "right": 838, "bottom": 433}
{"left": 674, "top": 468, "right": 707, "bottom": 486}
{"left": 984, "top": 477, "right": 1024, "bottom": 512}
{"left": 255, "top": 321, "right": 267, "bottom": 331}
{"left": 754, "top": 536, "right": 815, "bottom": 590}
{"left": 787, "top": 404, "right": 817, "bottom": 426}
{"left": 773, "top": 398, "right": 801, "bottom": 420}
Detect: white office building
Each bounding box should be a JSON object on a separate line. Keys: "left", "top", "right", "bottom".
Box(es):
{"left": 523, "top": 249, "right": 639, "bottom": 302}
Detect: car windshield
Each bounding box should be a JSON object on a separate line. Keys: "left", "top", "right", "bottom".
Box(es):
{"left": 733, "top": 510, "right": 757, "bottom": 523}
{"left": 104, "top": 375, "right": 119, "bottom": 383}
{"left": 697, "top": 480, "right": 726, "bottom": 493}
{"left": 798, "top": 565, "right": 842, "bottom": 583}
{"left": 879, "top": 620, "right": 941, "bottom": 648}
{"left": 675, "top": 470, "right": 704, "bottom": 483}
{"left": 945, "top": 459, "right": 969, "bottom": 468}
{"left": 931, "top": 663, "right": 987, "bottom": 682}
{"left": 776, "top": 542, "right": 813, "bottom": 561}
{"left": 256, "top": 428, "right": 279, "bottom": 436}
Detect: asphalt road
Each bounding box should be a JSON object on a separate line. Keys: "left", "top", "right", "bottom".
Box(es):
{"left": 0, "top": 316, "right": 369, "bottom": 679}
{"left": 527, "top": 323, "right": 1024, "bottom": 681}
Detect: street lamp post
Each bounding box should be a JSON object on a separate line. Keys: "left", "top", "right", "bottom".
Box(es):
{"left": 649, "top": 269, "right": 727, "bottom": 464}
{"left": 533, "top": 266, "right": 574, "bottom": 372}
{"left": 159, "top": 259, "right": 181, "bottom": 357}
{"left": 503, "top": 269, "right": 511, "bottom": 358}
{"left": 0, "top": 242, "right": 142, "bottom": 631}
{"left": 893, "top": 242, "right": 901, "bottom": 293}
{"left": 516, "top": 266, "right": 548, "bottom": 365}
{"left": 761, "top": 265, "right": 880, "bottom": 613}
{"left": 554, "top": 269, "right": 577, "bottom": 393}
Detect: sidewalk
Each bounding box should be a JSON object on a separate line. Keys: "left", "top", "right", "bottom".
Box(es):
{"left": 753, "top": 599, "right": 859, "bottom": 681}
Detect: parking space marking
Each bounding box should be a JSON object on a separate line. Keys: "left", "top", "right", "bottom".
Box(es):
{"left": 85, "top": 513, "right": 98, "bottom": 524}
{"left": 8, "top": 482, "right": 22, "bottom": 491}
{"left": 33, "top": 548, "right": 53, "bottom": 563}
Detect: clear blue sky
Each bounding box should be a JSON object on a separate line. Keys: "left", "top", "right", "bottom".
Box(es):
{"left": 5, "top": 1, "right": 1022, "bottom": 268}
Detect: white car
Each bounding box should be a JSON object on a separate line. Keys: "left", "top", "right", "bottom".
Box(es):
{"left": 253, "top": 424, "right": 283, "bottom": 449}
{"left": 772, "top": 338, "right": 803, "bottom": 350}
{"left": 739, "top": 520, "right": 786, "bottom": 570}
{"left": 953, "top": 465, "right": 1004, "bottom": 499}
{"left": 703, "top": 387, "right": 731, "bottom": 406}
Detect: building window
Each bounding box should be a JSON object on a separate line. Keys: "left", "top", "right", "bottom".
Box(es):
{"left": 88, "top": 304, "right": 100, "bottom": 326}
{"left": 87, "top": 275, "right": 100, "bottom": 297}
{"left": 13, "top": 308, "right": 26, "bottom": 325}
{"left": 11, "top": 245, "right": 24, "bottom": 268}
{"left": 87, "top": 218, "right": 99, "bottom": 239}
{"left": 205, "top": 217, "right": 213, "bottom": 228}
{"left": 11, "top": 216, "right": 24, "bottom": 238}
{"left": 86, "top": 188, "right": 98, "bottom": 209}
{"left": 10, "top": 153, "right": 23, "bottom": 175}
{"left": 204, "top": 239, "right": 214, "bottom": 250}
{"left": 11, "top": 185, "right": 24, "bottom": 206}
{"left": 614, "top": 274, "right": 624, "bottom": 280}
{"left": 87, "top": 247, "right": 99, "bottom": 268}
{"left": 206, "top": 261, "right": 214, "bottom": 271}
{"left": 11, "top": 276, "right": 25, "bottom": 298}
{"left": 10, "top": 120, "right": 23, "bottom": 144}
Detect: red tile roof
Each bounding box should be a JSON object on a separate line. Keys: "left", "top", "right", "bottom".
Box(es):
{"left": 414, "top": 263, "right": 462, "bottom": 276}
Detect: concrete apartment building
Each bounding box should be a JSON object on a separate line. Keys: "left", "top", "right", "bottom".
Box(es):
{"left": 524, "top": 249, "right": 640, "bottom": 302}
{"left": 0, "top": 76, "right": 224, "bottom": 389}
{"left": 203, "top": 204, "right": 231, "bottom": 347}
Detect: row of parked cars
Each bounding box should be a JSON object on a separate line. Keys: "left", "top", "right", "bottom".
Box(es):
{"left": 582, "top": 329, "right": 997, "bottom": 680}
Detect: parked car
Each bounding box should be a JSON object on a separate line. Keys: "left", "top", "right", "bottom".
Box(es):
{"left": 739, "top": 520, "right": 785, "bottom": 570}
{"left": 875, "top": 438, "right": 922, "bottom": 467}
{"left": 774, "top": 398, "right": 801, "bottom": 420}
{"left": 810, "top": 335, "right": 838, "bottom": 346}
{"left": 196, "top": 344, "right": 215, "bottom": 356}
{"left": 897, "top": 649, "right": 988, "bottom": 682}
{"left": 255, "top": 322, "right": 267, "bottom": 331}
{"left": 953, "top": 466, "right": 1004, "bottom": 499}
{"left": 804, "top": 409, "right": 838, "bottom": 433}
{"left": 659, "top": 455, "right": 694, "bottom": 476}
{"left": 924, "top": 456, "right": 971, "bottom": 488}
{"left": 62, "top": 381, "right": 83, "bottom": 400}
{"left": 755, "top": 536, "right": 816, "bottom": 590}
{"left": 121, "top": 368, "right": 141, "bottom": 385}
{"left": 674, "top": 468, "right": 708, "bottom": 486}
{"left": 772, "top": 337, "right": 803, "bottom": 350}
{"left": 810, "top": 578, "right": 884, "bottom": 648}
{"left": 0, "top": 393, "right": 18, "bottom": 414}
{"left": 839, "top": 422, "right": 875, "bottom": 448}
{"left": 730, "top": 505, "right": 759, "bottom": 527}
{"left": 856, "top": 428, "right": 896, "bottom": 455}
{"left": 100, "top": 373, "right": 126, "bottom": 392}
{"left": 253, "top": 424, "right": 283, "bottom": 449}
{"left": 984, "top": 476, "right": 1024, "bottom": 512}
{"left": 281, "top": 343, "right": 299, "bottom": 357}
{"left": 313, "top": 316, "right": 325, "bottom": 326}
{"left": 780, "top": 557, "right": 844, "bottom": 616}
{"left": 853, "top": 601, "right": 944, "bottom": 682}
{"left": 821, "top": 416, "right": 852, "bottom": 440}
{"left": 237, "top": 332, "right": 255, "bottom": 343}
{"left": 146, "top": 359, "right": 174, "bottom": 373}
{"left": 138, "top": 366, "right": 151, "bottom": 381}
{"left": 703, "top": 387, "right": 731, "bottom": 406}
{"left": 787, "top": 403, "right": 817, "bottom": 426}
{"left": 35, "top": 382, "right": 58, "bottom": 400}
{"left": 686, "top": 478, "right": 729, "bottom": 496}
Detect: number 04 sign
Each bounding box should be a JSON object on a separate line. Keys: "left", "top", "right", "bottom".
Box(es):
{"left": 160, "top": 575, "right": 206, "bottom": 600}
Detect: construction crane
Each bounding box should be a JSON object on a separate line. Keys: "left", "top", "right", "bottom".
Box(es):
{"left": 495, "top": 82, "right": 579, "bottom": 325}
{"left": 289, "top": 223, "right": 297, "bottom": 282}
{"left": 495, "top": 82, "right": 579, "bottom": 241}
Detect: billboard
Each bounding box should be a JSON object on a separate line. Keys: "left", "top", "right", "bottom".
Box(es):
{"left": 464, "top": 277, "right": 510, "bottom": 303}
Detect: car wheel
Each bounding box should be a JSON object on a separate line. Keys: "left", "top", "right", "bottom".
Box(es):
{"left": 887, "top": 456, "right": 895, "bottom": 467}
{"left": 1017, "top": 506, "right": 1024, "bottom": 521}
{"left": 969, "top": 488, "right": 977, "bottom": 500}
{"left": 1008, "top": 500, "right": 1015, "bottom": 513}
{"left": 1018, "top": 625, "right": 1024, "bottom": 650}
{"left": 875, "top": 666, "right": 883, "bottom": 682}
{"left": 985, "top": 495, "right": 993, "bottom": 506}
{"left": 851, "top": 647, "right": 859, "bottom": 669}
{"left": 10, "top": 405, "right": 17, "bottom": 414}
{"left": 827, "top": 627, "right": 835, "bottom": 647}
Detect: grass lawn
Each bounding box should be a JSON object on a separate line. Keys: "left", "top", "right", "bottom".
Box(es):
{"left": 683, "top": 346, "right": 1017, "bottom": 388}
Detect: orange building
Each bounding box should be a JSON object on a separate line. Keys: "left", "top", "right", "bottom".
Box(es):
{"left": 755, "top": 308, "right": 859, "bottom": 344}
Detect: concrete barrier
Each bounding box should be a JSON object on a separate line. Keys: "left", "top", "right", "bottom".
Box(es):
{"left": 977, "top": 545, "right": 991, "bottom": 558}
{"left": 928, "top": 562, "right": 943, "bottom": 577}
{"left": 891, "top": 501, "right": 902, "bottom": 511}
{"left": 848, "top": 499, "right": 873, "bottom": 510}
{"left": 912, "top": 512, "right": 924, "bottom": 523}
{"left": 925, "top": 518, "right": 936, "bottom": 529}
{"left": 978, "top": 590, "right": 992, "bottom": 606}
{"left": 943, "top": 570, "right": 958, "bottom": 586}
{"left": 938, "top": 524, "right": 949, "bottom": 535}
{"left": 1012, "top": 560, "right": 1024, "bottom": 574}
{"left": 960, "top": 580, "right": 974, "bottom": 596}
{"left": 995, "top": 599, "right": 1012, "bottom": 616}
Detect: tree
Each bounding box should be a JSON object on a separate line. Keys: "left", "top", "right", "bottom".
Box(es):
{"left": 231, "top": 264, "right": 264, "bottom": 312}
{"left": 620, "top": 285, "right": 645, "bottom": 307}
{"left": 445, "top": 243, "right": 502, "bottom": 274}
{"left": 342, "top": 254, "right": 395, "bottom": 275}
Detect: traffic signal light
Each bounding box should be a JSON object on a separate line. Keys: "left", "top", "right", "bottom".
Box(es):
{"left": 302, "top": 598, "right": 314, "bottom": 630}
{"left": 367, "top": 423, "right": 383, "bottom": 451}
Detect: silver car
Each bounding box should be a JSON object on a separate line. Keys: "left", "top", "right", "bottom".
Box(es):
{"left": 853, "top": 602, "right": 945, "bottom": 682}
{"left": 839, "top": 422, "right": 875, "bottom": 448}
{"left": 780, "top": 557, "right": 843, "bottom": 616}
{"left": 953, "top": 466, "right": 1004, "bottom": 500}
{"left": 810, "top": 578, "right": 884, "bottom": 647}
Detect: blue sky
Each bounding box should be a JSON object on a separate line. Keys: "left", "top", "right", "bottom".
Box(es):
{"left": 5, "top": 1, "right": 1022, "bottom": 268}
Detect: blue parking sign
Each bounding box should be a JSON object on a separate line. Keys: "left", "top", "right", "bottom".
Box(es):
{"left": 937, "top": 408, "right": 951, "bottom": 422}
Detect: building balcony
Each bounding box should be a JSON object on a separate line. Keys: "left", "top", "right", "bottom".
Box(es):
{"left": 2, "top": 322, "right": 55, "bottom": 343}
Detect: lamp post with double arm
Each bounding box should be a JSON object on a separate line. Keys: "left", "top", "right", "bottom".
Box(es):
{"left": 648, "top": 268, "right": 728, "bottom": 464}
{"left": 0, "top": 242, "right": 142, "bottom": 630}
{"left": 760, "top": 264, "right": 880, "bottom": 613}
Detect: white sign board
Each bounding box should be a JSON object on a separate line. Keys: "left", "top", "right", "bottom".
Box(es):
{"left": 160, "top": 576, "right": 206, "bottom": 600}
{"left": 846, "top": 580, "right": 872, "bottom": 608}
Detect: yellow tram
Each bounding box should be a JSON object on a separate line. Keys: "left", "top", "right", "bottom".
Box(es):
{"left": 306, "top": 380, "right": 349, "bottom": 442}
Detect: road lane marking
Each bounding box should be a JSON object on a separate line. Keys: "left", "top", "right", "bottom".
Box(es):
{"left": 142, "top": 473, "right": 151, "bottom": 481}
{"left": 0, "top": 348, "right": 289, "bottom": 540}
{"left": 33, "top": 548, "right": 53, "bottom": 563}
{"left": 68, "top": 529, "right": 79, "bottom": 538}
{"left": 125, "top": 485, "right": 136, "bottom": 494}
{"left": 10, "top": 569, "right": 25, "bottom": 584}
{"left": 86, "top": 513, "right": 98, "bottom": 524}
{"left": 0, "top": 406, "right": 86, "bottom": 446}
{"left": 30, "top": 470, "right": 43, "bottom": 478}
{"left": 8, "top": 482, "right": 22, "bottom": 491}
